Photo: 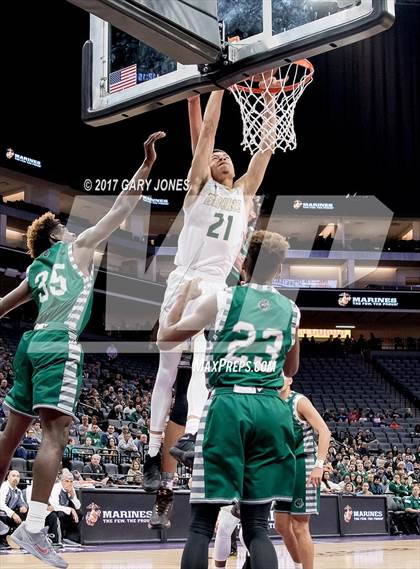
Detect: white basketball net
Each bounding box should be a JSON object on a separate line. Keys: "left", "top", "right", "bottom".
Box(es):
{"left": 229, "top": 59, "right": 314, "bottom": 154}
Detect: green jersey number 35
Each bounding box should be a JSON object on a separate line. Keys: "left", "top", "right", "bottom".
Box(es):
{"left": 34, "top": 263, "right": 68, "bottom": 303}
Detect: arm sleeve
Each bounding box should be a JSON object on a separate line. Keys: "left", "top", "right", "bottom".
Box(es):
{"left": 290, "top": 303, "right": 301, "bottom": 346}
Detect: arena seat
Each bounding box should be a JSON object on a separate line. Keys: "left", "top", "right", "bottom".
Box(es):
{"left": 104, "top": 463, "right": 119, "bottom": 477}
{"left": 11, "top": 457, "right": 27, "bottom": 475}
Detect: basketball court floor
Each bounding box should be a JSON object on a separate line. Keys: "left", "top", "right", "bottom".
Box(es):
{"left": 1, "top": 538, "right": 419, "bottom": 568}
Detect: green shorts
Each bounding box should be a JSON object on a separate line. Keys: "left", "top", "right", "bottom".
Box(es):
{"left": 274, "top": 453, "right": 320, "bottom": 515}
{"left": 4, "top": 328, "right": 84, "bottom": 420}
{"left": 190, "top": 387, "right": 295, "bottom": 504}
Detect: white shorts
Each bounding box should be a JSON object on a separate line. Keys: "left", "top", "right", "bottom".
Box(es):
{"left": 160, "top": 268, "right": 226, "bottom": 324}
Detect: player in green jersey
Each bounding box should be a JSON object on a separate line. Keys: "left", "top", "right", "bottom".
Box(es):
{"left": 274, "top": 377, "right": 331, "bottom": 569}
{"left": 403, "top": 484, "right": 420, "bottom": 534}
{"left": 0, "top": 131, "right": 164, "bottom": 567}
{"left": 158, "top": 230, "right": 300, "bottom": 569}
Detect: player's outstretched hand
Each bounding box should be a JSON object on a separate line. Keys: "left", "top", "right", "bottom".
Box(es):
{"left": 144, "top": 131, "right": 166, "bottom": 165}
{"left": 186, "top": 278, "right": 203, "bottom": 301}
{"left": 179, "top": 278, "right": 203, "bottom": 302}
{"left": 307, "top": 466, "right": 323, "bottom": 488}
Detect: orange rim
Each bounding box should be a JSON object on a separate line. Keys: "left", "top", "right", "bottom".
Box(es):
{"left": 229, "top": 59, "right": 314, "bottom": 95}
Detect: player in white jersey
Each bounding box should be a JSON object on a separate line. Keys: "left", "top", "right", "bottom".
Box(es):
{"left": 145, "top": 85, "right": 278, "bottom": 528}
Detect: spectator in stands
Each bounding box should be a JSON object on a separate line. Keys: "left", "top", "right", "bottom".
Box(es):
{"left": 123, "top": 401, "right": 136, "bottom": 420}
{"left": 82, "top": 437, "right": 95, "bottom": 451}
{"left": 348, "top": 409, "right": 359, "bottom": 423}
{"left": 403, "top": 484, "right": 420, "bottom": 535}
{"left": 354, "top": 474, "right": 364, "bottom": 493}
{"left": 103, "top": 386, "right": 116, "bottom": 406}
{"left": 83, "top": 455, "right": 109, "bottom": 483}
{"left": 411, "top": 426, "right": 420, "bottom": 439}
{"left": 0, "top": 377, "right": 9, "bottom": 398}
{"left": 87, "top": 415, "right": 100, "bottom": 431}
{"left": 126, "top": 459, "right": 142, "bottom": 485}
{"left": 389, "top": 474, "right": 410, "bottom": 497}
{"left": 371, "top": 475, "right": 385, "bottom": 495}
{"left": 0, "top": 471, "right": 28, "bottom": 535}
{"left": 68, "top": 422, "right": 78, "bottom": 439}
{"left": 405, "top": 447, "right": 415, "bottom": 459}
{"left": 336, "top": 409, "right": 348, "bottom": 423}
{"left": 129, "top": 405, "right": 143, "bottom": 423}
{"left": 108, "top": 404, "right": 124, "bottom": 421}
{"left": 401, "top": 474, "right": 414, "bottom": 493}
{"left": 118, "top": 425, "right": 130, "bottom": 442}
{"left": 100, "top": 425, "right": 119, "bottom": 448}
{"left": 342, "top": 482, "right": 355, "bottom": 495}
{"left": 50, "top": 470, "right": 82, "bottom": 543}
{"left": 322, "top": 409, "right": 333, "bottom": 422}
{"left": 31, "top": 419, "right": 42, "bottom": 443}
{"left": 134, "top": 432, "right": 148, "bottom": 456}
{"left": 390, "top": 419, "right": 401, "bottom": 430}
{"left": 103, "top": 438, "right": 119, "bottom": 459}
{"left": 64, "top": 437, "right": 76, "bottom": 458}
{"left": 118, "top": 432, "right": 138, "bottom": 455}
{"left": 405, "top": 408, "right": 414, "bottom": 419}
{"left": 321, "top": 471, "right": 342, "bottom": 494}
{"left": 77, "top": 415, "right": 90, "bottom": 441}
{"left": 339, "top": 474, "right": 352, "bottom": 492}
{"left": 383, "top": 465, "right": 394, "bottom": 485}
{"left": 337, "top": 456, "right": 351, "bottom": 477}
{"left": 86, "top": 424, "right": 102, "bottom": 447}
{"left": 22, "top": 428, "right": 40, "bottom": 459}
{"left": 356, "top": 334, "right": 367, "bottom": 352}
{"left": 357, "top": 482, "right": 373, "bottom": 496}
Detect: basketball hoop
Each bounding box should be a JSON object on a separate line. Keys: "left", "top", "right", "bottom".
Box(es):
{"left": 229, "top": 59, "right": 314, "bottom": 154}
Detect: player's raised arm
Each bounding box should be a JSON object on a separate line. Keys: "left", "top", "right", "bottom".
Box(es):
{"left": 0, "top": 279, "right": 32, "bottom": 318}
{"left": 188, "top": 95, "right": 203, "bottom": 156}
{"left": 237, "top": 75, "right": 278, "bottom": 197}
{"left": 297, "top": 397, "right": 331, "bottom": 487}
{"left": 157, "top": 279, "right": 217, "bottom": 349}
{"left": 75, "top": 131, "right": 165, "bottom": 251}
{"left": 188, "top": 90, "right": 224, "bottom": 195}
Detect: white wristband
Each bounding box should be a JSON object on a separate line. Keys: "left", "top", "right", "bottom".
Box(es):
{"left": 315, "top": 459, "right": 325, "bottom": 469}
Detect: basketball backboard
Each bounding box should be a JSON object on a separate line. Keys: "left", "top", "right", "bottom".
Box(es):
{"left": 76, "top": 0, "right": 395, "bottom": 126}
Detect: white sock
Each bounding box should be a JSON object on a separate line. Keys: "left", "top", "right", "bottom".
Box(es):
{"left": 148, "top": 432, "right": 162, "bottom": 457}
{"left": 26, "top": 501, "right": 48, "bottom": 533}
{"left": 185, "top": 417, "right": 200, "bottom": 435}
{"left": 186, "top": 333, "right": 209, "bottom": 436}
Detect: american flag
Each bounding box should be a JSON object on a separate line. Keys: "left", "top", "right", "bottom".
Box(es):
{"left": 108, "top": 64, "right": 137, "bottom": 94}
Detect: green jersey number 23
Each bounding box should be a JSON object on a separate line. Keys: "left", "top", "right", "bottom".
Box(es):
{"left": 226, "top": 321, "right": 284, "bottom": 366}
